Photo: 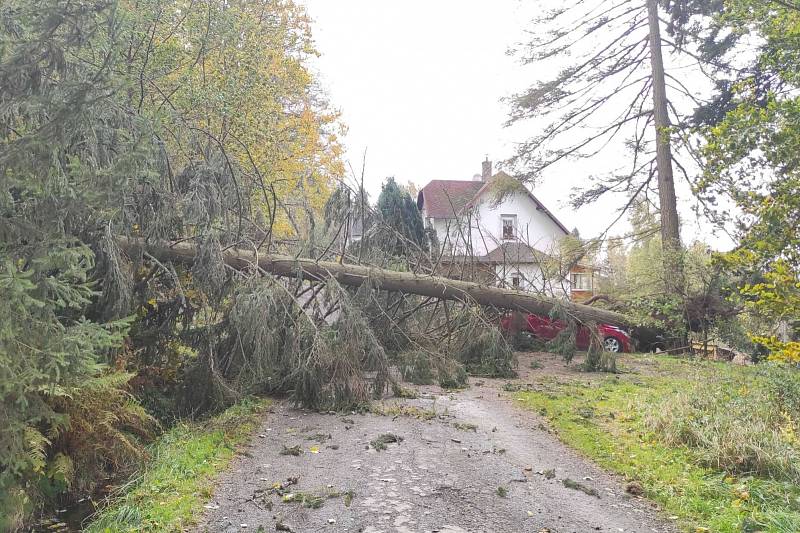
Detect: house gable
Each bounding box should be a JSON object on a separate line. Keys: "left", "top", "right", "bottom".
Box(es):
{"left": 466, "top": 171, "right": 570, "bottom": 236}
{"left": 466, "top": 177, "right": 569, "bottom": 257}
{"left": 416, "top": 162, "right": 590, "bottom": 299}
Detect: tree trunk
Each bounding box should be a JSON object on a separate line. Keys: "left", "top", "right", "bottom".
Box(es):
{"left": 647, "top": 0, "right": 683, "bottom": 292}
{"left": 120, "top": 238, "right": 632, "bottom": 327}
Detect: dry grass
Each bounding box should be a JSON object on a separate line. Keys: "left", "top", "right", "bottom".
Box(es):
{"left": 646, "top": 365, "right": 800, "bottom": 482}
{"left": 515, "top": 355, "right": 800, "bottom": 532}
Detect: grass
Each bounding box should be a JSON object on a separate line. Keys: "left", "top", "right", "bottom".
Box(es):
{"left": 85, "top": 398, "right": 269, "bottom": 532}
{"left": 513, "top": 354, "right": 800, "bottom": 533}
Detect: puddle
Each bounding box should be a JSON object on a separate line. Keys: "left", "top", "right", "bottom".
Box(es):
{"left": 34, "top": 496, "right": 99, "bottom": 532}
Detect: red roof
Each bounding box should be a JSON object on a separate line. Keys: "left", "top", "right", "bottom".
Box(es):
{"left": 416, "top": 180, "right": 484, "bottom": 218}
{"left": 417, "top": 174, "right": 570, "bottom": 235}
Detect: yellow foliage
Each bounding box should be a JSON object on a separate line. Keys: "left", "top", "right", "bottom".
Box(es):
{"left": 127, "top": 0, "right": 343, "bottom": 238}
{"left": 752, "top": 336, "right": 800, "bottom": 364}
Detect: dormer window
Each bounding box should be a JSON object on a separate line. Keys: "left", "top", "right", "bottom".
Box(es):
{"left": 501, "top": 215, "right": 517, "bottom": 240}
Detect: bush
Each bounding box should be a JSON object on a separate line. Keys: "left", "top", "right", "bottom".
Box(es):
{"left": 646, "top": 365, "right": 800, "bottom": 482}
{"left": 85, "top": 399, "right": 266, "bottom": 532}
{"left": 546, "top": 321, "right": 578, "bottom": 364}
{"left": 510, "top": 331, "right": 545, "bottom": 352}
{"left": 191, "top": 279, "right": 392, "bottom": 413}
{"left": 0, "top": 372, "right": 155, "bottom": 531}
{"left": 436, "top": 358, "right": 469, "bottom": 389}
{"left": 454, "top": 326, "right": 517, "bottom": 378}
{"left": 584, "top": 334, "right": 617, "bottom": 373}
{"left": 398, "top": 350, "right": 436, "bottom": 385}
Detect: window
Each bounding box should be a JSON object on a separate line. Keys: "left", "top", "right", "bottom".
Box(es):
{"left": 501, "top": 215, "right": 516, "bottom": 240}
{"left": 511, "top": 275, "right": 521, "bottom": 289}
{"left": 571, "top": 272, "right": 592, "bottom": 291}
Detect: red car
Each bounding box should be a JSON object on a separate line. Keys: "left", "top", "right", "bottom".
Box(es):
{"left": 501, "top": 313, "right": 633, "bottom": 353}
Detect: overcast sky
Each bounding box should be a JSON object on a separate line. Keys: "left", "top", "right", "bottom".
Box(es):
{"left": 300, "top": 0, "right": 734, "bottom": 250}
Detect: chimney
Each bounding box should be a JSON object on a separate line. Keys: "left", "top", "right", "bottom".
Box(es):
{"left": 481, "top": 158, "right": 492, "bottom": 181}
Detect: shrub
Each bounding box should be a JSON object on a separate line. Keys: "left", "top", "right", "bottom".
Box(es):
{"left": 584, "top": 334, "right": 617, "bottom": 373}
{"left": 193, "top": 278, "right": 391, "bottom": 413}
{"left": 0, "top": 371, "right": 155, "bottom": 531}
{"left": 436, "top": 358, "right": 469, "bottom": 389}
{"left": 0, "top": 247, "right": 151, "bottom": 530}
{"left": 398, "top": 350, "right": 435, "bottom": 385}
{"left": 511, "top": 331, "right": 545, "bottom": 352}
{"left": 454, "top": 326, "right": 517, "bottom": 378}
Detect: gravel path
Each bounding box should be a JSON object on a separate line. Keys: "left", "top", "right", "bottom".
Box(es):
{"left": 198, "top": 379, "right": 677, "bottom": 533}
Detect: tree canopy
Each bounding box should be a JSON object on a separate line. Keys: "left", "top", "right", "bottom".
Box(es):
{"left": 661, "top": 0, "right": 800, "bottom": 361}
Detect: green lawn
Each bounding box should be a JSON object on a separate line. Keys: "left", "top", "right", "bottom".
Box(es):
{"left": 86, "top": 398, "right": 269, "bottom": 532}
{"left": 514, "top": 355, "right": 800, "bottom": 533}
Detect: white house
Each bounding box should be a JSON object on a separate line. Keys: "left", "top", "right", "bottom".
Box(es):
{"left": 417, "top": 159, "right": 594, "bottom": 300}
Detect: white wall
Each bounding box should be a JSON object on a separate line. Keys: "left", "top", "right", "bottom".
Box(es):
{"left": 424, "top": 189, "right": 572, "bottom": 297}
{"left": 494, "top": 264, "right": 570, "bottom": 297}
{"left": 474, "top": 191, "right": 566, "bottom": 255}
{"left": 426, "top": 190, "right": 567, "bottom": 256}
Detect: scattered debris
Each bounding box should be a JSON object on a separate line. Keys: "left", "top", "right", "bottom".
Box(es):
{"left": 275, "top": 521, "right": 293, "bottom": 532}
{"left": 543, "top": 469, "right": 556, "bottom": 480}
{"left": 305, "top": 433, "right": 331, "bottom": 443}
{"left": 251, "top": 476, "right": 299, "bottom": 509}
{"left": 326, "top": 444, "right": 339, "bottom": 450}
{"left": 341, "top": 418, "right": 355, "bottom": 425}
{"left": 391, "top": 383, "right": 419, "bottom": 399}
{"left": 563, "top": 478, "right": 600, "bottom": 498}
{"left": 281, "top": 492, "right": 324, "bottom": 508}
{"left": 370, "top": 433, "right": 404, "bottom": 451}
{"left": 453, "top": 422, "right": 478, "bottom": 432}
{"left": 625, "top": 481, "right": 644, "bottom": 496}
{"left": 280, "top": 487, "right": 348, "bottom": 509}
{"left": 372, "top": 403, "right": 437, "bottom": 420}
{"left": 279, "top": 445, "right": 302, "bottom": 456}
{"left": 450, "top": 438, "right": 462, "bottom": 444}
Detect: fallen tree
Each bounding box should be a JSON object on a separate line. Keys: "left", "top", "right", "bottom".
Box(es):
{"left": 119, "top": 238, "right": 631, "bottom": 326}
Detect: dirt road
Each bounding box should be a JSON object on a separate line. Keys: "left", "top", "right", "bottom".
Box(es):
{"left": 198, "top": 370, "right": 676, "bottom": 533}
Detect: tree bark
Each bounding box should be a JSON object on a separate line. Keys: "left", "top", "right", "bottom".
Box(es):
{"left": 120, "top": 238, "right": 632, "bottom": 327}
{"left": 647, "top": 0, "right": 683, "bottom": 292}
